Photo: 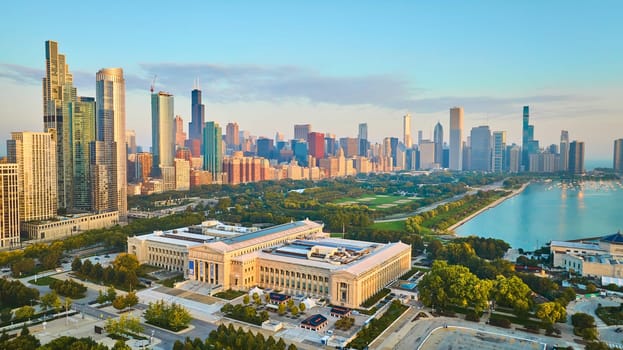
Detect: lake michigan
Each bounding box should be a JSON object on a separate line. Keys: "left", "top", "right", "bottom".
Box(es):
{"left": 455, "top": 180, "right": 623, "bottom": 250}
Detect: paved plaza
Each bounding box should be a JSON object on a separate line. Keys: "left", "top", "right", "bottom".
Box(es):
{"left": 419, "top": 326, "right": 545, "bottom": 350}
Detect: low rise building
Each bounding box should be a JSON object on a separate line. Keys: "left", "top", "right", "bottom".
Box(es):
{"left": 188, "top": 219, "right": 411, "bottom": 308}
{"left": 300, "top": 314, "right": 328, "bottom": 331}
{"left": 21, "top": 211, "right": 119, "bottom": 241}
{"left": 551, "top": 232, "right": 623, "bottom": 279}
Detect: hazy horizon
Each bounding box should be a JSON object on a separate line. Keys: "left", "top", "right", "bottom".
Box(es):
{"left": 1, "top": 1, "right": 622, "bottom": 160}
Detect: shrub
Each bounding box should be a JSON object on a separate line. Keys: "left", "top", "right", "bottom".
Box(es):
{"left": 488, "top": 316, "right": 511, "bottom": 328}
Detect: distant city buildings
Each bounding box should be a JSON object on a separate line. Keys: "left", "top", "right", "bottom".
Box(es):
{"left": 569, "top": 141, "right": 585, "bottom": 174}
{"left": 203, "top": 121, "right": 223, "bottom": 182}
{"left": 614, "top": 139, "right": 623, "bottom": 173}
{"left": 521, "top": 106, "right": 540, "bottom": 171}
{"left": 449, "top": 107, "right": 463, "bottom": 171}
{"left": 433, "top": 122, "right": 443, "bottom": 167}
{"left": 151, "top": 91, "right": 175, "bottom": 177}
{"left": 174, "top": 115, "right": 186, "bottom": 149}
{"left": 491, "top": 131, "right": 506, "bottom": 172}
{"left": 294, "top": 124, "right": 311, "bottom": 142}
{"left": 188, "top": 88, "right": 205, "bottom": 157}
{"left": 559, "top": 130, "right": 569, "bottom": 172}
{"left": 403, "top": 113, "right": 412, "bottom": 148}
{"left": 470, "top": 126, "right": 491, "bottom": 172}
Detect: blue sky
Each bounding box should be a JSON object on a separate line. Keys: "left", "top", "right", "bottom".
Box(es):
{"left": 1, "top": 0, "right": 622, "bottom": 160}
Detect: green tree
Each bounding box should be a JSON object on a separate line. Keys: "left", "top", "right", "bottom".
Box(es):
{"left": 278, "top": 303, "right": 286, "bottom": 315}
{"left": 112, "top": 295, "right": 127, "bottom": 310}
{"left": 0, "top": 309, "right": 12, "bottom": 323}
{"left": 536, "top": 302, "right": 566, "bottom": 327}
{"left": 124, "top": 291, "right": 139, "bottom": 308}
{"left": 40, "top": 291, "right": 62, "bottom": 313}
{"left": 291, "top": 306, "right": 299, "bottom": 317}
{"left": 71, "top": 257, "right": 82, "bottom": 272}
{"left": 418, "top": 260, "right": 491, "bottom": 313}
{"left": 243, "top": 295, "right": 250, "bottom": 304}
{"left": 492, "top": 275, "right": 533, "bottom": 314}
{"left": 169, "top": 303, "right": 192, "bottom": 331}
{"left": 299, "top": 302, "right": 306, "bottom": 313}
{"left": 13, "top": 306, "right": 35, "bottom": 321}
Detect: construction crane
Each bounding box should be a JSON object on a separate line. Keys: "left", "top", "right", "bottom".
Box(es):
{"left": 150, "top": 75, "right": 157, "bottom": 93}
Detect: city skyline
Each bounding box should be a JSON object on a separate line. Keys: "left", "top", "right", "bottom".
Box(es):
{"left": 1, "top": 1, "right": 622, "bottom": 162}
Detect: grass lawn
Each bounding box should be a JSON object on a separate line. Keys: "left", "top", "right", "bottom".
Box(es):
{"left": 28, "top": 275, "right": 58, "bottom": 286}
{"left": 596, "top": 305, "right": 623, "bottom": 326}
{"left": 371, "top": 221, "right": 405, "bottom": 231}
{"left": 214, "top": 289, "right": 247, "bottom": 300}
{"left": 335, "top": 194, "right": 415, "bottom": 209}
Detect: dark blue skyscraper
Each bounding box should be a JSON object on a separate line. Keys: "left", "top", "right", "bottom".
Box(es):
{"left": 189, "top": 88, "right": 205, "bottom": 154}
{"left": 521, "top": 106, "right": 539, "bottom": 171}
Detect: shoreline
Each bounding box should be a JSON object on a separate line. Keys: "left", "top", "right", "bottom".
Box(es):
{"left": 447, "top": 182, "right": 530, "bottom": 233}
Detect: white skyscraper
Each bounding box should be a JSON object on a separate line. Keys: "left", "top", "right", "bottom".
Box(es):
{"left": 449, "top": 107, "right": 464, "bottom": 170}
{"left": 96, "top": 68, "right": 127, "bottom": 220}
{"left": 403, "top": 114, "right": 412, "bottom": 147}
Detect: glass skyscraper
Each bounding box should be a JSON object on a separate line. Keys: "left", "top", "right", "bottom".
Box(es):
{"left": 151, "top": 92, "right": 175, "bottom": 177}
{"left": 189, "top": 88, "right": 205, "bottom": 154}
{"left": 203, "top": 121, "right": 223, "bottom": 181}
{"left": 43, "top": 40, "right": 76, "bottom": 210}
{"left": 70, "top": 97, "right": 95, "bottom": 211}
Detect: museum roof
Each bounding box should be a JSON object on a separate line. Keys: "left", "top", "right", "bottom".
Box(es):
{"left": 601, "top": 231, "right": 623, "bottom": 244}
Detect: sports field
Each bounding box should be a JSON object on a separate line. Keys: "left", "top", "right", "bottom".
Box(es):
{"left": 335, "top": 194, "right": 416, "bottom": 209}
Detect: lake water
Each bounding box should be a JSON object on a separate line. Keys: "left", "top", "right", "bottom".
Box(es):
{"left": 455, "top": 180, "right": 623, "bottom": 250}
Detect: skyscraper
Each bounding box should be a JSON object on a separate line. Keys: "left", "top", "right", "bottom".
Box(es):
{"left": 491, "top": 131, "right": 506, "bottom": 172}
{"left": 7, "top": 131, "right": 57, "bottom": 221}
{"left": 43, "top": 40, "right": 76, "bottom": 210}
{"left": 470, "top": 126, "right": 492, "bottom": 171}
{"left": 521, "top": 106, "right": 539, "bottom": 171}
{"left": 225, "top": 122, "right": 240, "bottom": 151}
{"left": 294, "top": 124, "right": 311, "bottom": 141}
{"left": 203, "top": 121, "right": 223, "bottom": 182}
{"left": 151, "top": 91, "right": 175, "bottom": 177}
{"left": 403, "top": 113, "right": 412, "bottom": 147}
{"left": 358, "top": 123, "right": 368, "bottom": 156}
{"left": 449, "top": 107, "right": 463, "bottom": 170}
{"left": 308, "top": 132, "right": 325, "bottom": 160}
{"left": 188, "top": 88, "right": 205, "bottom": 153}
{"left": 559, "top": 130, "right": 569, "bottom": 172}
{"left": 569, "top": 141, "right": 585, "bottom": 174}
{"left": 70, "top": 96, "right": 95, "bottom": 211}
{"left": 174, "top": 115, "right": 186, "bottom": 149}
{"left": 614, "top": 139, "right": 623, "bottom": 173}
{"left": 126, "top": 130, "right": 137, "bottom": 155}
{"left": 96, "top": 68, "right": 127, "bottom": 219}
{"left": 434, "top": 122, "right": 443, "bottom": 166}
{"left": 0, "top": 164, "right": 20, "bottom": 248}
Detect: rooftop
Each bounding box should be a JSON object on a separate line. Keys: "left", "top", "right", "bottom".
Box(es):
{"left": 550, "top": 240, "right": 601, "bottom": 250}
{"left": 601, "top": 231, "right": 623, "bottom": 244}
{"left": 202, "top": 219, "right": 324, "bottom": 252}
{"left": 250, "top": 238, "right": 410, "bottom": 276}
{"left": 301, "top": 314, "right": 327, "bottom": 327}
